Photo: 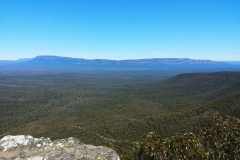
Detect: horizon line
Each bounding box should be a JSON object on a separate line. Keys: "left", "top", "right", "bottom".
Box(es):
{"left": 1, "top": 55, "right": 239, "bottom": 62}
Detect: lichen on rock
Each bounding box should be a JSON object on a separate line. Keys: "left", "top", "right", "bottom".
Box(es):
{"left": 0, "top": 135, "right": 120, "bottom": 160}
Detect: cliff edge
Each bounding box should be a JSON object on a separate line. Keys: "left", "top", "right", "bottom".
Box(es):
{"left": 0, "top": 135, "right": 120, "bottom": 160}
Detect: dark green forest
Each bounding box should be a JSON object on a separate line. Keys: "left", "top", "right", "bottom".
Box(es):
{"left": 0, "top": 70, "right": 240, "bottom": 159}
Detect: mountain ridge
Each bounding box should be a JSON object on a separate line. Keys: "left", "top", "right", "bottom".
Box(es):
{"left": 0, "top": 55, "right": 232, "bottom": 69}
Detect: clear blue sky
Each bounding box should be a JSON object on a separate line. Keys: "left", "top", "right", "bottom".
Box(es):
{"left": 0, "top": 0, "right": 239, "bottom": 60}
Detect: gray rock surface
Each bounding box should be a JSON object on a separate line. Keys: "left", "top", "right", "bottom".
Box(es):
{"left": 0, "top": 135, "right": 120, "bottom": 160}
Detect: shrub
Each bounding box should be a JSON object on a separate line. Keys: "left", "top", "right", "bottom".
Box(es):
{"left": 200, "top": 115, "right": 240, "bottom": 160}
{"left": 134, "top": 132, "right": 206, "bottom": 160}
{"left": 134, "top": 116, "right": 240, "bottom": 160}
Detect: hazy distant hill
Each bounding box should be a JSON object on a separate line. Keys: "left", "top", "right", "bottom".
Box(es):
{"left": 0, "top": 58, "right": 30, "bottom": 66}
{"left": 1, "top": 55, "right": 237, "bottom": 71}
{"left": 224, "top": 61, "right": 240, "bottom": 65}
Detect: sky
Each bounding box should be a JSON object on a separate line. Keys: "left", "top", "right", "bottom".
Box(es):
{"left": 0, "top": 0, "right": 239, "bottom": 61}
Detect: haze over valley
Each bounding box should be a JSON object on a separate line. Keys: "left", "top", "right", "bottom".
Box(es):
{"left": 0, "top": 57, "right": 240, "bottom": 158}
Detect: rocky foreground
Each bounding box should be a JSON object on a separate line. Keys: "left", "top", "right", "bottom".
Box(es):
{"left": 0, "top": 135, "right": 120, "bottom": 160}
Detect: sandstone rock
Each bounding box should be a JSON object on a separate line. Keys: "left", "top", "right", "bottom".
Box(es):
{"left": 0, "top": 135, "right": 120, "bottom": 160}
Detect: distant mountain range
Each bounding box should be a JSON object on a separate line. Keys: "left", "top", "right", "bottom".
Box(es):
{"left": 224, "top": 61, "right": 240, "bottom": 65}
{"left": 0, "top": 55, "right": 239, "bottom": 71}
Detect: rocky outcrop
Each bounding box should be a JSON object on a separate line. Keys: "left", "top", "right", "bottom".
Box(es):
{"left": 0, "top": 135, "right": 120, "bottom": 160}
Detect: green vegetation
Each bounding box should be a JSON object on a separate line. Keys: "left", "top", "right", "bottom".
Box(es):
{"left": 134, "top": 132, "right": 206, "bottom": 160}
{"left": 135, "top": 115, "right": 240, "bottom": 159}
{"left": 0, "top": 70, "right": 240, "bottom": 159}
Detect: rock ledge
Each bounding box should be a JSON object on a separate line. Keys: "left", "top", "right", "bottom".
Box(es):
{"left": 0, "top": 135, "right": 120, "bottom": 160}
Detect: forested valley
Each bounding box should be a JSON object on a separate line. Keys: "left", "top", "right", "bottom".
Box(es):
{"left": 0, "top": 70, "right": 240, "bottom": 159}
